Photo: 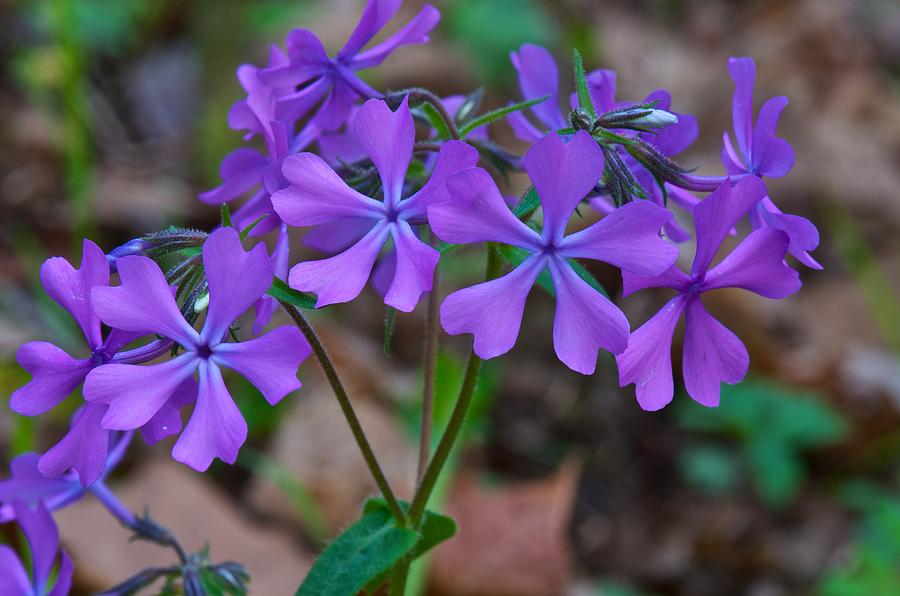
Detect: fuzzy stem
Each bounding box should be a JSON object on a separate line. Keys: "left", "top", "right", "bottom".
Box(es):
{"left": 397, "top": 87, "right": 461, "bottom": 140}
{"left": 417, "top": 258, "right": 441, "bottom": 483}
{"left": 407, "top": 244, "right": 501, "bottom": 527}
{"left": 279, "top": 301, "right": 407, "bottom": 526}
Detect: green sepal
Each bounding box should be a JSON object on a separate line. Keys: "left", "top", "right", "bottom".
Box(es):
{"left": 459, "top": 95, "right": 549, "bottom": 137}
{"left": 268, "top": 278, "right": 317, "bottom": 310}
{"left": 220, "top": 204, "right": 233, "bottom": 228}
{"left": 513, "top": 187, "right": 540, "bottom": 221}
{"left": 296, "top": 505, "right": 419, "bottom": 596}
{"left": 572, "top": 48, "right": 596, "bottom": 119}
{"left": 239, "top": 214, "right": 270, "bottom": 240}
{"left": 420, "top": 102, "right": 453, "bottom": 140}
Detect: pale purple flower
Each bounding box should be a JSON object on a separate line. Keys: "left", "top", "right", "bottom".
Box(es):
{"left": 724, "top": 57, "right": 821, "bottom": 269}
{"left": 83, "top": 228, "right": 310, "bottom": 472}
{"left": 272, "top": 97, "right": 479, "bottom": 312}
{"left": 428, "top": 131, "right": 679, "bottom": 374}
{"left": 507, "top": 43, "right": 699, "bottom": 242}
{"left": 617, "top": 176, "right": 802, "bottom": 410}
{"left": 259, "top": 0, "right": 440, "bottom": 133}
{"left": 0, "top": 501, "right": 73, "bottom": 596}
{"left": 0, "top": 432, "right": 130, "bottom": 522}
{"left": 10, "top": 240, "right": 175, "bottom": 486}
{"left": 252, "top": 222, "right": 290, "bottom": 335}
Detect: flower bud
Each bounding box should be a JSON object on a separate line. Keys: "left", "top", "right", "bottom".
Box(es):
{"left": 630, "top": 108, "right": 678, "bottom": 128}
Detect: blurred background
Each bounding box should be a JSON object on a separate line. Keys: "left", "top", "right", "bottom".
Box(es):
{"left": 2, "top": 0, "right": 900, "bottom": 594}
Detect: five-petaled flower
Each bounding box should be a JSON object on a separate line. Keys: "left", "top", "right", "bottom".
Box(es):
{"left": 272, "top": 96, "right": 479, "bottom": 312}
{"left": 83, "top": 227, "right": 310, "bottom": 472}
{"left": 617, "top": 176, "right": 802, "bottom": 410}
{"left": 428, "top": 131, "right": 679, "bottom": 374}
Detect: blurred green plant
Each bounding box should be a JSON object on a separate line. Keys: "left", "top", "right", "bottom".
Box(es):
{"left": 676, "top": 379, "right": 849, "bottom": 507}
{"left": 818, "top": 482, "right": 900, "bottom": 595}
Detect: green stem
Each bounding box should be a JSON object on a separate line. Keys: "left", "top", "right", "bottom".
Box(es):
{"left": 417, "top": 259, "right": 440, "bottom": 483}
{"left": 407, "top": 244, "right": 502, "bottom": 527}
{"left": 279, "top": 301, "right": 406, "bottom": 526}
{"left": 389, "top": 561, "right": 410, "bottom": 596}
{"left": 399, "top": 87, "right": 461, "bottom": 140}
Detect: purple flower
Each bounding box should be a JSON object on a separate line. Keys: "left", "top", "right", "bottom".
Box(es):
{"left": 252, "top": 223, "right": 290, "bottom": 335}
{"left": 0, "top": 501, "right": 73, "bottom": 596}
{"left": 428, "top": 131, "right": 679, "bottom": 374}
{"left": 616, "top": 177, "right": 802, "bottom": 410}
{"left": 10, "top": 240, "right": 174, "bottom": 486}
{"left": 724, "top": 57, "right": 820, "bottom": 269}
{"left": 83, "top": 228, "right": 311, "bottom": 471}
{"left": 507, "top": 43, "right": 699, "bottom": 242}
{"left": 0, "top": 432, "right": 130, "bottom": 522}
{"left": 259, "top": 0, "right": 440, "bottom": 133}
{"left": 272, "top": 97, "right": 479, "bottom": 312}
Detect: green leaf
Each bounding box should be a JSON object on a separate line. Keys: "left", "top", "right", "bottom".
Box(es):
{"left": 296, "top": 506, "right": 419, "bottom": 596}
{"left": 268, "top": 278, "right": 316, "bottom": 310}
{"left": 361, "top": 499, "right": 457, "bottom": 594}
{"left": 678, "top": 445, "right": 740, "bottom": 496}
{"left": 420, "top": 102, "right": 453, "bottom": 140}
{"left": 513, "top": 187, "right": 540, "bottom": 221}
{"left": 459, "top": 95, "right": 549, "bottom": 137}
{"left": 220, "top": 204, "right": 233, "bottom": 228}
{"left": 572, "top": 48, "right": 596, "bottom": 118}
{"left": 745, "top": 438, "right": 804, "bottom": 507}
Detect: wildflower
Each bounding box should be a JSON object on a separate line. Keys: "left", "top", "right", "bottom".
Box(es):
{"left": 428, "top": 131, "right": 679, "bottom": 374}
{"left": 84, "top": 228, "right": 310, "bottom": 471}
{"left": 272, "top": 97, "right": 478, "bottom": 312}
{"left": 0, "top": 501, "right": 73, "bottom": 596}
{"left": 10, "top": 241, "right": 176, "bottom": 485}
{"left": 259, "top": 0, "right": 440, "bottom": 132}
{"left": 724, "top": 57, "right": 821, "bottom": 269}
{"left": 617, "top": 177, "right": 802, "bottom": 410}
{"left": 252, "top": 223, "right": 290, "bottom": 334}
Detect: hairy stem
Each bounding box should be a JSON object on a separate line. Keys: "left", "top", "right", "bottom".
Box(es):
{"left": 417, "top": 260, "right": 441, "bottom": 483}
{"left": 407, "top": 244, "right": 501, "bottom": 527}
{"left": 279, "top": 301, "right": 407, "bottom": 526}
{"left": 397, "top": 87, "right": 461, "bottom": 140}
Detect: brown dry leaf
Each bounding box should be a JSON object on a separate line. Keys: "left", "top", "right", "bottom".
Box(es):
{"left": 430, "top": 458, "right": 581, "bottom": 596}
{"left": 56, "top": 459, "right": 312, "bottom": 594}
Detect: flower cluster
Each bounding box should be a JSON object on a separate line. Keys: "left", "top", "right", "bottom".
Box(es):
{"left": 3, "top": 0, "right": 819, "bottom": 590}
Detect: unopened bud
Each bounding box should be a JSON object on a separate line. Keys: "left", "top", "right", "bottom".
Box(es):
{"left": 628, "top": 108, "right": 678, "bottom": 128}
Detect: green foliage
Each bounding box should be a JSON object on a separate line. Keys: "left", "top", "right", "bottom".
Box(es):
{"left": 268, "top": 278, "right": 317, "bottom": 310}
{"left": 444, "top": 0, "right": 555, "bottom": 82}
{"left": 818, "top": 483, "right": 900, "bottom": 595}
{"left": 459, "top": 95, "right": 550, "bottom": 137}
{"left": 572, "top": 48, "right": 596, "bottom": 119}
{"left": 677, "top": 380, "right": 848, "bottom": 507}
{"left": 678, "top": 445, "right": 740, "bottom": 496}
{"left": 420, "top": 102, "right": 454, "bottom": 140}
{"left": 296, "top": 505, "right": 419, "bottom": 596}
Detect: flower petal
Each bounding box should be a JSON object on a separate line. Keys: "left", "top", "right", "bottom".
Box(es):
{"left": 200, "top": 227, "right": 273, "bottom": 344}
{"left": 753, "top": 199, "right": 822, "bottom": 269}
{"left": 0, "top": 453, "right": 75, "bottom": 511}
{"left": 703, "top": 229, "right": 801, "bottom": 298}
{"left": 84, "top": 353, "right": 199, "bottom": 431}
{"left": 728, "top": 57, "right": 756, "bottom": 160}
{"left": 682, "top": 298, "right": 749, "bottom": 407}
{"left": 621, "top": 264, "right": 691, "bottom": 297}
{"left": 258, "top": 28, "right": 328, "bottom": 87}
{"left": 309, "top": 78, "right": 359, "bottom": 132}
{"left": 10, "top": 342, "right": 91, "bottom": 416}
{"left": 289, "top": 221, "right": 390, "bottom": 307}
{"left": 252, "top": 224, "right": 290, "bottom": 335}
{"left": 40, "top": 239, "right": 108, "bottom": 349}
{"left": 585, "top": 68, "right": 617, "bottom": 113}
{"left": 197, "top": 148, "right": 267, "bottom": 205}
{"left": 338, "top": 0, "right": 403, "bottom": 59}
{"left": 384, "top": 221, "right": 439, "bottom": 312}
{"left": 441, "top": 255, "right": 544, "bottom": 359}
{"left": 47, "top": 551, "right": 74, "bottom": 596}
{"left": 428, "top": 168, "right": 541, "bottom": 249}
{"left": 92, "top": 256, "right": 199, "bottom": 347}
{"left": 351, "top": 4, "right": 440, "bottom": 69}
{"left": 172, "top": 361, "right": 247, "bottom": 472}
{"left": 0, "top": 545, "right": 31, "bottom": 595}
{"left": 38, "top": 403, "right": 109, "bottom": 486}
{"left": 559, "top": 200, "right": 678, "bottom": 276}
{"left": 751, "top": 96, "right": 794, "bottom": 177}
{"left": 11, "top": 500, "right": 58, "bottom": 590}
{"left": 141, "top": 377, "right": 197, "bottom": 446}
{"left": 617, "top": 295, "right": 687, "bottom": 411}
{"left": 400, "top": 140, "right": 479, "bottom": 220}
{"left": 273, "top": 153, "right": 384, "bottom": 226}
{"left": 510, "top": 43, "right": 564, "bottom": 130}
{"left": 303, "top": 217, "right": 374, "bottom": 254}
{"left": 524, "top": 131, "right": 605, "bottom": 244}
{"left": 354, "top": 97, "right": 414, "bottom": 207}
{"left": 548, "top": 258, "right": 630, "bottom": 374}
{"left": 214, "top": 326, "right": 308, "bottom": 405}
{"left": 691, "top": 175, "right": 767, "bottom": 275}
